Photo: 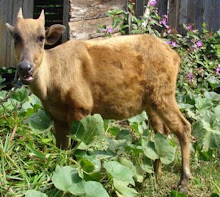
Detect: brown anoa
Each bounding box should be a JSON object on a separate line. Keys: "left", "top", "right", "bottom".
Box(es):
{"left": 6, "top": 9, "right": 191, "bottom": 192}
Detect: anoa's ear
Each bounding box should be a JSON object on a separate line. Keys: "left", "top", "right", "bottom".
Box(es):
{"left": 45, "top": 24, "right": 66, "bottom": 45}
{"left": 5, "top": 23, "right": 15, "bottom": 35}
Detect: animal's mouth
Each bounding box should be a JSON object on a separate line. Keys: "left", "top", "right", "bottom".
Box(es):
{"left": 19, "top": 73, "right": 34, "bottom": 85}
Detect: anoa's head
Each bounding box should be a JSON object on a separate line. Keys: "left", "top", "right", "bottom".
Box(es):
{"left": 6, "top": 8, "right": 66, "bottom": 84}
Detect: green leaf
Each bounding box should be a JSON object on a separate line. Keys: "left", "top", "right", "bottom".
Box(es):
{"left": 79, "top": 157, "right": 95, "bottom": 173}
{"left": 25, "top": 109, "right": 52, "bottom": 132}
{"left": 154, "top": 133, "right": 176, "bottom": 164}
{"left": 193, "top": 120, "right": 220, "bottom": 151}
{"left": 214, "top": 105, "right": 220, "bottom": 117}
{"left": 204, "top": 92, "right": 220, "bottom": 102}
{"left": 118, "top": 157, "right": 144, "bottom": 182}
{"left": 83, "top": 171, "right": 102, "bottom": 182}
{"left": 52, "top": 166, "right": 85, "bottom": 195}
{"left": 107, "top": 138, "right": 126, "bottom": 153}
{"left": 25, "top": 190, "right": 48, "bottom": 197}
{"left": 113, "top": 179, "right": 138, "bottom": 197}
{"left": 26, "top": 144, "right": 45, "bottom": 160}
{"left": 11, "top": 86, "right": 28, "bottom": 102}
{"left": 84, "top": 181, "right": 109, "bottom": 197}
{"left": 195, "top": 97, "right": 213, "bottom": 110}
{"left": 141, "top": 138, "right": 159, "bottom": 160}
{"left": 170, "top": 190, "right": 187, "bottom": 197}
{"left": 71, "top": 114, "right": 104, "bottom": 145}
{"left": 79, "top": 155, "right": 101, "bottom": 173}
{"left": 210, "top": 193, "right": 220, "bottom": 197}
{"left": 208, "top": 76, "right": 220, "bottom": 89}
{"left": 128, "top": 111, "right": 147, "bottom": 124}
{"left": 104, "top": 161, "right": 135, "bottom": 186}
{"left": 140, "top": 156, "right": 153, "bottom": 173}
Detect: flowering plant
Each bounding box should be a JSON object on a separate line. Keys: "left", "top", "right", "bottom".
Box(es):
{"left": 99, "top": 0, "right": 220, "bottom": 158}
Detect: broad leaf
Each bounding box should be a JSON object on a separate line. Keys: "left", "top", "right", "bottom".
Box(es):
{"left": 204, "top": 92, "right": 220, "bottom": 102}
{"left": 128, "top": 111, "right": 147, "bottom": 124}
{"left": 71, "top": 114, "right": 104, "bottom": 145}
{"left": 84, "top": 181, "right": 109, "bottom": 197}
{"left": 104, "top": 161, "right": 135, "bottom": 186}
{"left": 193, "top": 120, "right": 220, "bottom": 151}
{"left": 25, "top": 190, "right": 48, "bottom": 197}
{"left": 113, "top": 179, "right": 138, "bottom": 197}
{"left": 214, "top": 105, "right": 220, "bottom": 118}
{"left": 195, "top": 97, "right": 213, "bottom": 110}
{"left": 107, "top": 138, "right": 126, "bottom": 153}
{"left": 154, "top": 133, "right": 176, "bottom": 164}
{"left": 11, "top": 86, "right": 28, "bottom": 102}
{"left": 52, "top": 166, "right": 85, "bottom": 195}
{"left": 118, "top": 157, "right": 144, "bottom": 182}
{"left": 79, "top": 155, "right": 101, "bottom": 173}
{"left": 207, "top": 76, "right": 220, "bottom": 89}
{"left": 140, "top": 156, "right": 153, "bottom": 173}
{"left": 26, "top": 109, "right": 52, "bottom": 132}
{"left": 141, "top": 138, "right": 159, "bottom": 160}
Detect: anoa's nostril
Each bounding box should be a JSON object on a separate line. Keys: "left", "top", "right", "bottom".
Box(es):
{"left": 18, "top": 61, "right": 33, "bottom": 73}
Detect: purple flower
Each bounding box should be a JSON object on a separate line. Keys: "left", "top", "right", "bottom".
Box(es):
{"left": 215, "top": 66, "right": 220, "bottom": 75}
{"left": 160, "top": 18, "right": 167, "bottom": 26}
{"left": 196, "top": 41, "right": 203, "bottom": 48}
{"left": 149, "top": 0, "right": 157, "bottom": 6}
{"left": 107, "top": 27, "right": 113, "bottom": 34}
{"left": 167, "top": 29, "right": 172, "bottom": 34}
{"left": 101, "top": 28, "right": 107, "bottom": 33}
{"left": 162, "top": 14, "right": 168, "bottom": 19}
{"left": 166, "top": 40, "right": 177, "bottom": 47}
{"left": 186, "top": 24, "right": 193, "bottom": 31}
{"left": 171, "top": 41, "right": 177, "bottom": 47}
{"left": 160, "top": 15, "right": 168, "bottom": 26}
{"left": 166, "top": 26, "right": 171, "bottom": 33}
{"left": 166, "top": 40, "right": 172, "bottom": 45}
{"left": 187, "top": 72, "right": 194, "bottom": 83}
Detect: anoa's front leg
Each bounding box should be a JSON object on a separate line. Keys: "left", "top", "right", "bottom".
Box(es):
{"left": 53, "top": 120, "right": 71, "bottom": 150}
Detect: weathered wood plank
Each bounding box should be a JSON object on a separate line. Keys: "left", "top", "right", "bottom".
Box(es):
{"left": 63, "top": 0, "right": 70, "bottom": 42}
{"left": 5, "top": 0, "right": 16, "bottom": 67}
{"left": 157, "top": 0, "right": 168, "bottom": 16}
{"left": 195, "top": 0, "right": 204, "bottom": 32}
{"left": 168, "top": 0, "right": 180, "bottom": 30}
{"left": 187, "top": 0, "right": 195, "bottom": 24}
{"left": 23, "top": 0, "right": 34, "bottom": 18}
{"left": 178, "top": 0, "right": 188, "bottom": 33}
{"left": 204, "top": 0, "right": 214, "bottom": 31}
{"left": 0, "top": 0, "right": 7, "bottom": 66}
{"left": 211, "top": 0, "right": 220, "bottom": 32}
{"left": 135, "top": 0, "right": 144, "bottom": 17}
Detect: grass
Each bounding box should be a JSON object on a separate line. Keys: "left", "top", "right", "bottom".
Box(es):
{"left": 142, "top": 154, "right": 220, "bottom": 197}
{"left": 0, "top": 120, "right": 219, "bottom": 197}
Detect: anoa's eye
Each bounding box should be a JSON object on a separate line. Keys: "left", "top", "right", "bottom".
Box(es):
{"left": 13, "top": 33, "right": 21, "bottom": 44}
{"left": 37, "top": 35, "right": 45, "bottom": 42}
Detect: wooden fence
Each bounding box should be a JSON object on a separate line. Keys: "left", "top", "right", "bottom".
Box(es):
{"left": 134, "top": 0, "right": 220, "bottom": 33}
{"left": 0, "top": 0, "right": 220, "bottom": 67}
{"left": 0, "top": 0, "right": 33, "bottom": 67}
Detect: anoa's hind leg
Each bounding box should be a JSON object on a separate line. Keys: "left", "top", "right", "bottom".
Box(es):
{"left": 149, "top": 95, "right": 191, "bottom": 193}
{"left": 146, "top": 108, "right": 170, "bottom": 174}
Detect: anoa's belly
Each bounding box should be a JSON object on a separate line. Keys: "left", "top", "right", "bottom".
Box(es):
{"left": 92, "top": 101, "right": 143, "bottom": 120}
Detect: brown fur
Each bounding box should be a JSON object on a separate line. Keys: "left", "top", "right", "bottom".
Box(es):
{"left": 6, "top": 10, "right": 191, "bottom": 192}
